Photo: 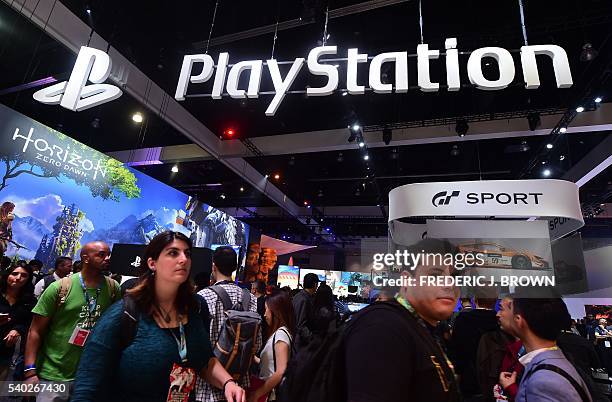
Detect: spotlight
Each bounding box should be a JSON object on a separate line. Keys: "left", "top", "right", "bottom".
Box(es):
{"left": 240, "top": 187, "right": 244, "bottom": 192}
{"left": 86, "top": 7, "right": 91, "bottom": 14}
{"left": 352, "top": 124, "right": 361, "bottom": 131}
{"left": 450, "top": 145, "right": 460, "bottom": 157}
{"left": 363, "top": 154, "right": 369, "bottom": 161}
{"left": 542, "top": 169, "right": 551, "bottom": 177}
{"left": 358, "top": 141, "right": 365, "bottom": 148}
{"left": 527, "top": 112, "right": 541, "bottom": 131}
{"left": 342, "top": 91, "right": 348, "bottom": 96}
{"left": 546, "top": 143, "right": 553, "bottom": 149}
{"left": 576, "top": 106, "right": 584, "bottom": 113}
{"left": 541, "top": 161, "right": 546, "bottom": 165}
{"left": 337, "top": 152, "right": 344, "bottom": 162}
{"left": 303, "top": 201, "right": 309, "bottom": 206}
{"left": 222, "top": 127, "right": 236, "bottom": 140}
{"left": 520, "top": 141, "right": 530, "bottom": 152}
{"left": 220, "top": 194, "right": 226, "bottom": 199}
{"left": 265, "top": 174, "right": 269, "bottom": 179}
{"left": 132, "top": 112, "right": 143, "bottom": 123}
{"left": 325, "top": 227, "right": 331, "bottom": 232}
{"left": 274, "top": 173, "right": 280, "bottom": 180}
{"left": 171, "top": 165, "right": 179, "bottom": 173}
{"left": 559, "top": 155, "right": 565, "bottom": 161}
{"left": 455, "top": 119, "right": 469, "bottom": 137}
{"left": 595, "top": 97, "right": 603, "bottom": 103}
{"left": 580, "top": 43, "right": 598, "bottom": 62}
{"left": 559, "top": 127, "right": 567, "bottom": 133}
{"left": 382, "top": 127, "right": 392, "bottom": 145}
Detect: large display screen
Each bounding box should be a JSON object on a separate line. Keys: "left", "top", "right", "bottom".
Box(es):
{"left": 297, "top": 268, "right": 372, "bottom": 299}
{"left": 277, "top": 265, "right": 299, "bottom": 289}
{"left": 0, "top": 104, "right": 249, "bottom": 269}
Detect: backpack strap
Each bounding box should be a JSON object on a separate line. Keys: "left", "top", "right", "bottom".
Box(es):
{"left": 119, "top": 295, "right": 140, "bottom": 350}
{"left": 524, "top": 363, "right": 590, "bottom": 402}
{"left": 56, "top": 276, "right": 72, "bottom": 308}
{"left": 240, "top": 288, "right": 251, "bottom": 312}
{"left": 104, "top": 276, "right": 117, "bottom": 301}
{"left": 210, "top": 285, "right": 233, "bottom": 311}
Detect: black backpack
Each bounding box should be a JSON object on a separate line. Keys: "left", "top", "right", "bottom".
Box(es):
{"left": 277, "top": 302, "right": 413, "bottom": 402}
{"left": 118, "top": 294, "right": 210, "bottom": 350}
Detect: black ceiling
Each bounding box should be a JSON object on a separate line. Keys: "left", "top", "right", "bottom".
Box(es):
{"left": 0, "top": 0, "right": 611, "bottom": 240}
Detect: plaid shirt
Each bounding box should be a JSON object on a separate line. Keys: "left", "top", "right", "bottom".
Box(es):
{"left": 196, "top": 281, "right": 262, "bottom": 402}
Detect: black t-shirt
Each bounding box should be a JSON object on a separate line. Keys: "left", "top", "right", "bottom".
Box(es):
{"left": 344, "top": 302, "right": 460, "bottom": 402}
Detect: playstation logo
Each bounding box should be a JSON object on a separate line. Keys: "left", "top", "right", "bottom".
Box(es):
{"left": 431, "top": 190, "right": 460, "bottom": 207}
{"left": 131, "top": 256, "right": 141, "bottom": 268}
{"left": 33, "top": 46, "right": 122, "bottom": 111}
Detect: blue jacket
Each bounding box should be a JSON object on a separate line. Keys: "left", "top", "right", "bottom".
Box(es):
{"left": 516, "top": 348, "right": 592, "bottom": 402}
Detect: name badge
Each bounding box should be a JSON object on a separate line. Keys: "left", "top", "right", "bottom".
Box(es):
{"left": 605, "top": 340, "right": 611, "bottom": 348}
{"left": 166, "top": 363, "right": 196, "bottom": 402}
{"left": 68, "top": 326, "right": 90, "bottom": 347}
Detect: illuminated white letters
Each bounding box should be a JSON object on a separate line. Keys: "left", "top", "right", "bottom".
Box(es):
{"left": 306, "top": 46, "right": 339, "bottom": 96}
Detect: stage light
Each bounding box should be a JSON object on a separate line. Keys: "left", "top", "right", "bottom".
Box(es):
{"left": 527, "top": 112, "right": 541, "bottom": 131}
{"left": 132, "top": 112, "right": 143, "bottom": 123}
{"left": 450, "top": 145, "right": 460, "bottom": 156}
{"left": 240, "top": 187, "right": 244, "bottom": 192}
{"left": 86, "top": 7, "right": 91, "bottom": 14}
{"left": 541, "top": 161, "right": 546, "bottom": 165}
{"left": 352, "top": 124, "right": 360, "bottom": 131}
{"left": 580, "top": 43, "right": 598, "bottom": 62}
{"left": 171, "top": 165, "right": 178, "bottom": 173}
{"left": 542, "top": 169, "right": 551, "bottom": 177}
{"left": 455, "top": 119, "right": 468, "bottom": 137}
{"left": 559, "top": 155, "right": 565, "bottom": 161}
{"left": 274, "top": 173, "right": 280, "bottom": 180}
{"left": 303, "top": 201, "right": 309, "bottom": 206}
{"left": 559, "top": 127, "right": 567, "bottom": 133}
{"left": 576, "top": 106, "right": 584, "bottom": 113}
{"left": 265, "top": 174, "right": 269, "bottom": 179}
{"left": 342, "top": 91, "right": 348, "bottom": 96}
{"left": 220, "top": 194, "right": 226, "bottom": 199}
{"left": 595, "top": 97, "right": 603, "bottom": 103}
{"left": 358, "top": 141, "right": 365, "bottom": 148}
{"left": 382, "top": 127, "right": 392, "bottom": 145}
{"left": 363, "top": 154, "right": 369, "bottom": 161}
{"left": 520, "top": 141, "right": 530, "bottom": 152}
{"left": 546, "top": 143, "right": 553, "bottom": 149}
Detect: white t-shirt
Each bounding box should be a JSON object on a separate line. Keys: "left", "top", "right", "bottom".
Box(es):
{"left": 260, "top": 326, "right": 292, "bottom": 379}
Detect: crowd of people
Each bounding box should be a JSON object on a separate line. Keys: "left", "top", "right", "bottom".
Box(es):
{"left": 0, "top": 234, "right": 607, "bottom": 401}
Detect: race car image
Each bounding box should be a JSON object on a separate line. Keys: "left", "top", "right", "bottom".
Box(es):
{"left": 457, "top": 242, "right": 550, "bottom": 270}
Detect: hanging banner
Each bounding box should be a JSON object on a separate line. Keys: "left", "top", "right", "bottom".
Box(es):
{"left": 388, "top": 179, "right": 583, "bottom": 241}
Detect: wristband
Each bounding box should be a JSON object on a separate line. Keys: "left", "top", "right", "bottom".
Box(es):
{"left": 24, "top": 364, "right": 36, "bottom": 370}
{"left": 222, "top": 379, "right": 236, "bottom": 392}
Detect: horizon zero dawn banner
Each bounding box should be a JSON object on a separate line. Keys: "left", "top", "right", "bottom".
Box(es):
{"left": 0, "top": 103, "right": 248, "bottom": 269}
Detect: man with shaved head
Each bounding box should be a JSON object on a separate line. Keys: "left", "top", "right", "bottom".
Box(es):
{"left": 24, "top": 241, "right": 120, "bottom": 401}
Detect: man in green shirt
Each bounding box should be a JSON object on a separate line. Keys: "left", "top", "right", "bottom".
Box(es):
{"left": 23, "top": 241, "right": 120, "bottom": 402}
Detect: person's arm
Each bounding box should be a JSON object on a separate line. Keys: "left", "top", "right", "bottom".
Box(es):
{"left": 248, "top": 341, "right": 290, "bottom": 402}
{"left": 34, "top": 280, "right": 44, "bottom": 299}
{"left": 71, "top": 302, "right": 123, "bottom": 402}
{"left": 23, "top": 314, "right": 51, "bottom": 384}
{"left": 201, "top": 357, "right": 245, "bottom": 402}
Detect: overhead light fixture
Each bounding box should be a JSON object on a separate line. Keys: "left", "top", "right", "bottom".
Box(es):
{"left": 240, "top": 187, "right": 244, "bottom": 192}
{"left": 546, "top": 143, "right": 553, "bottom": 149}
{"left": 274, "top": 173, "right": 280, "bottom": 180}
{"left": 303, "top": 201, "right": 309, "bottom": 206}
{"left": 342, "top": 91, "right": 348, "bottom": 96}
{"left": 541, "top": 161, "right": 546, "bottom": 165}
{"left": 382, "top": 127, "right": 392, "bottom": 145}
{"left": 527, "top": 112, "right": 541, "bottom": 131}
{"left": 132, "top": 112, "right": 143, "bottom": 123}
{"left": 220, "top": 194, "right": 226, "bottom": 199}
{"left": 337, "top": 152, "right": 344, "bottom": 162}
{"left": 455, "top": 119, "right": 469, "bottom": 137}
{"left": 542, "top": 169, "right": 551, "bottom": 177}
{"left": 171, "top": 165, "right": 179, "bottom": 173}
{"left": 363, "top": 154, "right": 369, "bottom": 161}
{"left": 86, "top": 7, "right": 91, "bottom": 14}
{"left": 450, "top": 145, "right": 460, "bottom": 156}
{"left": 265, "top": 174, "right": 269, "bottom": 179}
{"left": 576, "top": 106, "right": 585, "bottom": 113}
{"left": 559, "top": 155, "right": 565, "bottom": 161}
{"left": 358, "top": 141, "right": 365, "bottom": 148}
{"left": 595, "top": 97, "right": 603, "bottom": 103}
{"left": 580, "top": 43, "right": 598, "bottom": 62}
{"left": 352, "top": 124, "right": 361, "bottom": 131}
{"left": 559, "top": 127, "right": 567, "bottom": 133}
{"left": 520, "top": 140, "right": 530, "bottom": 152}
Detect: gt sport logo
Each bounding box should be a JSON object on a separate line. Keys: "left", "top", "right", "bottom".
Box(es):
{"left": 432, "top": 191, "right": 460, "bottom": 207}
{"left": 33, "top": 46, "right": 122, "bottom": 111}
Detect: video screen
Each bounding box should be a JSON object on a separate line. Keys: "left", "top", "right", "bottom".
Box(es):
{"left": 585, "top": 305, "right": 612, "bottom": 320}
{"left": 277, "top": 265, "right": 299, "bottom": 289}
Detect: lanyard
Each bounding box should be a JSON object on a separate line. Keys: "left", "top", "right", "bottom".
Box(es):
{"left": 78, "top": 274, "right": 101, "bottom": 323}
{"left": 169, "top": 319, "right": 188, "bottom": 363}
